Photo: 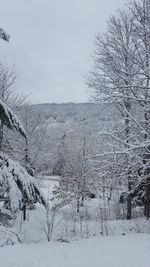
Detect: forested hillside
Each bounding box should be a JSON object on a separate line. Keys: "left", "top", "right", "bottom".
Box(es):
{"left": 15, "top": 102, "right": 119, "bottom": 174}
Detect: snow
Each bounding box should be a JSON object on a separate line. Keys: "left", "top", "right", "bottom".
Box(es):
{"left": 0, "top": 100, "right": 27, "bottom": 138}
{"left": 0, "top": 234, "right": 149, "bottom": 267}
{"left": 38, "top": 176, "right": 59, "bottom": 198}
{"left": 0, "top": 177, "right": 149, "bottom": 266}
{"left": 0, "top": 226, "right": 21, "bottom": 247}
{"left": 11, "top": 177, "right": 150, "bottom": 244}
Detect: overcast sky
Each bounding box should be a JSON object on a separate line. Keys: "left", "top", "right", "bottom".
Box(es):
{"left": 0, "top": 0, "right": 126, "bottom": 104}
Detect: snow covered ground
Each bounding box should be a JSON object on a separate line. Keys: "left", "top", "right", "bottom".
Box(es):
{"left": 11, "top": 176, "right": 150, "bottom": 244}
{"left": 0, "top": 176, "right": 150, "bottom": 267}
{"left": 0, "top": 234, "right": 149, "bottom": 267}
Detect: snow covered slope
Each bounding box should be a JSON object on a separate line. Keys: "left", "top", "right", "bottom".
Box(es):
{"left": 0, "top": 234, "right": 149, "bottom": 267}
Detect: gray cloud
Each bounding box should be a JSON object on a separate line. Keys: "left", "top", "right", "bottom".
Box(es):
{"left": 0, "top": 0, "right": 125, "bottom": 103}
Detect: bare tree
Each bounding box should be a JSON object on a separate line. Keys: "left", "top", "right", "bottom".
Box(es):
{"left": 88, "top": 8, "right": 140, "bottom": 219}
{"left": 53, "top": 134, "right": 95, "bottom": 213}
{"left": 13, "top": 104, "right": 47, "bottom": 175}
{"left": 124, "top": 0, "right": 150, "bottom": 218}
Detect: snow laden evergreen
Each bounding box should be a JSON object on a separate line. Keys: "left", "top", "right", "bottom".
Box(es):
{"left": 0, "top": 153, "right": 46, "bottom": 215}
{"left": 0, "top": 26, "right": 26, "bottom": 139}
{"left": 0, "top": 27, "right": 45, "bottom": 230}
{"left": 0, "top": 100, "right": 27, "bottom": 139}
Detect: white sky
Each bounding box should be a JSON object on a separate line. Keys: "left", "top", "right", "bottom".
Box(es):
{"left": 0, "top": 0, "right": 126, "bottom": 104}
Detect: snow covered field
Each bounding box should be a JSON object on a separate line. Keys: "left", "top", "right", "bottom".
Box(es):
{"left": 0, "top": 234, "right": 149, "bottom": 267}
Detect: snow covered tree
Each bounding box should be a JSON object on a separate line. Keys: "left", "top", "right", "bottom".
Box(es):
{"left": 87, "top": 0, "right": 150, "bottom": 219}
{"left": 0, "top": 101, "right": 45, "bottom": 222}
{"left": 0, "top": 101, "right": 46, "bottom": 222}
{"left": 129, "top": 0, "right": 150, "bottom": 218}
{"left": 52, "top": 134, "right": 66, "bottom": 176}
{"left": 0, "top": 28, "right": 26, "bottom": 140}
{"left": 88, "top": 8, "right": 139, "bottom": 219}
{"left": 0, "top": 63, "right": 26, "bottom": 152}
{"left": 0, "top": 27, "right": 46, "bottom": 223}
{"left": 12, "top": 104, "right": 47, "bottom": 175}
{"left": 0, "top": 100, "right": 27, "bottom": 140}
{"left": 53, "top": 134, "right": 95, "bottom": 212}
{"left": 0, "top": 153, "right": 45, "bottom": 221}
{"left": 0, "top": 100, "right": 45, "bottom": 223}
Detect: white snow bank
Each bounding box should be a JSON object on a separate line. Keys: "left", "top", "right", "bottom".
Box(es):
{"left": 0, "top": 234, "right": 149, "bottom": 267}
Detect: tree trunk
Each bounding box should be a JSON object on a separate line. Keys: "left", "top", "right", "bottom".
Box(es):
{"left": 127, "top": 192, "right": 132, "bottom": 220}
{"left": 145, "top": 176, "right": 150, "bottom": 219}
{"left": 22, "top": 204, "right": 27, "bottom": 221}
{"left": 125, "top": 109, "right": 132, "bottom": 220}
{"left": 77, "top": 197, "right": 80, "bottom": 213}
{"left": 0, "top": 122, "right": 4, "bottom": 151}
